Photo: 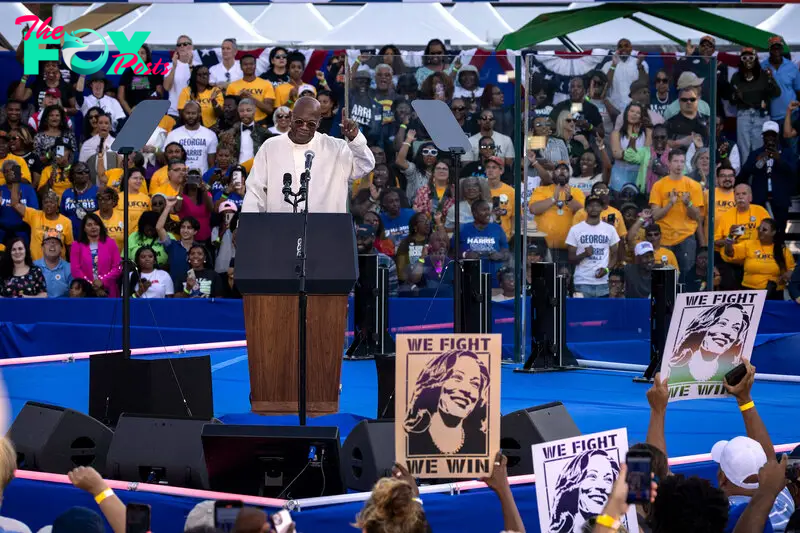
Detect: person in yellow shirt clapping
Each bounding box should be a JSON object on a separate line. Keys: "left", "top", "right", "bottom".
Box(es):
{"left": 178, "top": 66, "right": 223, "bottom": 128}
{"left": 722, "top": 218, "right": 795, "bottom": 299}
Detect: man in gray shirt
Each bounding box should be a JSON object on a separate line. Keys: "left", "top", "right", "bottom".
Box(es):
{"left": 625, "top": 241, "right": 655, "bottom": 298}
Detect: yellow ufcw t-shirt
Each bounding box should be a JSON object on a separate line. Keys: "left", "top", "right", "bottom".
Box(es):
{"left": 489, "top": 182, "right": 515, "bottom": 240}
{"left": 529, "top": 185, "right": 586, "bottom": 249}
{"left": 150, "top": 182, "right": 181, "bottom": 198}
{"left": 37, "top": 165, "right": 72, "bottom": 200}
{"left": 150, "top": 166, "right": 169, "bottom": 192}
{"left": 178, "top": 87, "right": 223, "bottom": 128}
{"left": 99, "top": 209, "right": 126, "bottom": 253}
{"left": 106, "top": 168, "right": 150, "bottom": 195}
{"left": 119, "top": 191, "right": 152, "bottom": 233}
{"left": 723, "top": 241, "right": 796, "bottom": 290}
{"left": 226, "top": 78, "right": 276, "bottom": 122}
{"left": 22, "top": 208, "right": 73, "bottom": 260}
{"left": 0, "top": 154, "right": 31, "bottom": 186}
{"left": 714, "top": 205, "right": 770, "bottom": 247}
{"left": 648, "top": 176, "right": 704, "bottom": 246}
{"left": 654, "top": 246, "right": 680, "bottom": 272}
{"left": 704, "top": 187, "right": 735, "bottom": 221}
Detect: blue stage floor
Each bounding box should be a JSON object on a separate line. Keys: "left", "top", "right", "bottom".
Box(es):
{"left": 5, "top": 347, "right": 800, "bottom": 458}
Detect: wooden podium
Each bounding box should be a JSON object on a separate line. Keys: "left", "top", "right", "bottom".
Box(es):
{"left": 236, "top": 213, "right": 358, "bottom": 416}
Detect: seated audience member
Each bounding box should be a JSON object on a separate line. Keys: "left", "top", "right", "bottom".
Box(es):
{"left": 0, "top": 237, "right": 47, "bottom": 298}
{"left": 131, "top": 246, "right": 174, "bottom": 299}
{"left": 379, "top": 188, "right": 414, "bottom": 247}
{"left": 418, "top": 232, "right": 454, "bottom": 292}
{"left": 445, "top": 176, "right": 490, "bottom": 233}
{"left": 608, "top": 268, "right": 625, "bottom": 298}
{"left": 529, "top": 161, "right": 586, "bottom": 265}
{"left": 717, "top": 360, "right": 795, "bottom": 533}
{"left": 395, "top": 212, "right": 431, "bottom": 283}
{"left": 566, "top": 195, "right": 620, "bottom": 298}
{"left": 457, "top": 199, "right": 510, "bottom": 284}
{"left": 625, "top": 241, "right": 655, "bottom": 298}
{"left": 723, "top": 218, "right": 795, "bottom": 299}
{"left": 355, "top": 224, "right": 398, "bottom": 297}
{"left": 175, "top": 244, "right": 223, "bottom": 298}
{"left": 70, "top": 214, "right": 121, "bottom": 298}
{"left": 492, "top": 268, "right": 515, "bottom": 302}
{"left": 649, "top": 149, "right": 705, "bottom": 281}
{"left": 738, "top": 121, "right": 795, "bottom": 237}
{"left": 33, "top": 230, "right": 71, "bottom": 297}
{"left": 59, "top": 163, "right": 98, "bottom": 240}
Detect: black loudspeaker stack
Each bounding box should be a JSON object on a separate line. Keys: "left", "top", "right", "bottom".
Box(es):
{"left": 500, "top": 401, "right": 581, "bottom": 477}
{"left": 340, "top": 419, "right": 396, "bottom": 492}
{"left": 8, "top": 402, "right": 114, "bottom": 474}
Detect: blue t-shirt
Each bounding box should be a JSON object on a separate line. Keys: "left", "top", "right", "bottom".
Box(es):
{"left": 455, "top": 222, "right": 509, "bottom": 285}
{"left": 380, "top": 208, "right": 415, "bottom": 247}
{"left": 162, "top": 237, "right": 191, "bottom": 288}
{"left": 762, "top": 57, "right": 800, "bottom": 120}
{"left": 212, "top": 188, "right": 243, "bottom": 210}
{"left": 60, "top": 185, "right": 99, "bottom": 239}
{"left": 0, "top": 184, "right": 39, "bottom": 243}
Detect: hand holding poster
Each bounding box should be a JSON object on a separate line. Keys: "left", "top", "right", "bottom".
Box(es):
{"left": 395, "top": 334, "right": 501, "bottom": 479}
{"left": 659, "top": 290, "right": 766, "bottom": 402}
{"left": 532, "top": 428, "right": 638, "bottom": 533}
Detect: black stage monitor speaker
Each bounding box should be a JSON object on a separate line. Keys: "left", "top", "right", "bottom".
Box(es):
{"left": 202, "top": 424, "right": 345, "bottom": 499}
{"left": 106, "top": 414, "right": 216, "bottom": 489}
{"left": 7, "top": 401, "right": 114, "bottom": 474}
{"left": 375, "top": 354, "right": 395, "bottom": 420}
{"left": 89, "top": 354, "right": 213, "bottom": 427}
{"left": 501, "top": 402, "right": 581, "bottom": 476}
{"left": 340, "top": 419, "right": 395, "bottom": 492}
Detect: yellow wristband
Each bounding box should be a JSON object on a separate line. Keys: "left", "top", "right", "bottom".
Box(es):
{"left": 596, "top": 515, "right": 619, "bottom": 530}
{"left": 94, "top": 488, "right": 114, "bottom": 504}
{"left": 739, "top": 401, "right": 755, "bottom": 412}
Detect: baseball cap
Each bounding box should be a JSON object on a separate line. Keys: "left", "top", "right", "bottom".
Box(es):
{"left": 356, "top": 224, "right": 375, "bottom": 238}
{"left": 762, "top": 121, "right": 780, "bottom": 134}
{"left": 45, "top": 87, "right": 62, "bottom": 99}
{"left": 741, "top": 47, "right": 756, "bottom": 56}
{"left": 218, "top": 200, "right": 238, "bottom": 213}
{"left": 298, "top": 84, "right": 317, "bottom": 97}
{"left": 353, "top": 69, "right": 371, "bottom": 80}
{"left": 42, "top": 229, "right": 62, "bottom": 244}
{"left": 700, "top": 35, "right": 716, "bottom": 46}
{"left": 629, "top": 80, "right": 649, "bottom": 96}
{"left": 186, "top": 170, "right": 202, "bottom": 185}
{"left": 585, "top": 195, "right": 603, "bottom": 208}
{"left": 486, "top": 156, "right": 504, "bottom": 168}
{"left": 554, "top": 160, "right": 570, "bottom": 170}
{"left": 676, "top": 72, "right": 704, "bottom": 90}
{"left": 634, "top": 241, "right": 655, "bottom": 257}
{"left": 711, "top": 436, "right": 768, "bottom": 490}
{"left": 768, "top": 36, "right": 784, "bottom": 48}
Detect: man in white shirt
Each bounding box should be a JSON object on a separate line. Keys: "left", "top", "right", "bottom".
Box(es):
{"left": 565, "top": 195, "right": 620, "bottom": 298}
{"left": 463, "top": 109, "right": 514, "bottom": 166}
{"left": 165, "top": 102, "right": 218, "bottom": 175}
{"left": 80, "top": 73, "right": 126, "bottom": 131}
{"left": 243, "top": 97, "right": 375, "bottom": 213}
{"left": 602, "top": 38, "right": 649, "bottom": 114}
{"left": 209, "top": 38, "right": 243, "bottom": 90}
{"left": 230, "top": 98, "right": 270, "bottom": 164}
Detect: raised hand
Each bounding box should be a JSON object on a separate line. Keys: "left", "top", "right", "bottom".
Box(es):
{"left": 686, "top": 39, "right": 696, "bottom": 56}
{"left": 405, "top": 129, "right": 417, "bottom": 143}
{"left": 480, "top": 451, "right": 510, "bottom": 493}
{"left": 647, "top": 372, "right": 669, "bottom": 414}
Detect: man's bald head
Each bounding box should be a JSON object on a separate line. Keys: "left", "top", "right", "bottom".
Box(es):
{"left": 293, "top": 96, "right": 321, "bottom": 118}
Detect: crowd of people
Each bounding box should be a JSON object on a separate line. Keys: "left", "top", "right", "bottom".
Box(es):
{"left": 0, "top": 359, "right": 798, "bottom": 533}
{"left": 0, "top": 34, "right": 799, "bottom": 302}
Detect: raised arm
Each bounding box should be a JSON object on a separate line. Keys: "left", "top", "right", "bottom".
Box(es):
{"left": 68, "top": 467, "right": 126, "bottom": 533}
{"left": 342, "top": 113, "right": 376, "bottom": 184}
{"left": 646, "top": 373, "right": 669, "bottom": 457}
{"left": 724, "top": 359, "right": 775, "bottom": 458}
{"left": 480, "top": 452, "right": 525, "bottom": 533}
{"left": 156, "top": 197, "right": 178, "bottom": 243}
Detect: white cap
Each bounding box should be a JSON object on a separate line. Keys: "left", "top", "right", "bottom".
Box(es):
{"left": 635, "top": 241, "right": 654, "bottom": 256}
{"left": 711, "top": 436, "right": 767, "bottom": 490}
{"left": 184, "top": 500, "right": 215, "bottom": 531}
{"left": 762, "top": 121, "right": 780, "bottom": 134}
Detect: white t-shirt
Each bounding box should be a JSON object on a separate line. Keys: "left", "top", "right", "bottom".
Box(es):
{"left": 165, "top": 126, "right": 218, "bottom": 175}
{"left": 168, "top": 60, "right": 193, "bottom": 116}
{"left": 210, "top": 61, "right": 243, "bottom": 86}
{"left": 565, "top": 220, "right": 620, "bottom": 286}
{"left": 131, "top": 269, "right": 175, "bottom": 299}
{"left": 569, "top": 174, "right": 602, "bottom": 197}
{"left": 81, "top": 95, "right": 127, "bottom": 129}
{"left": 601, "top": 55, "right": 649, "bottom": 114}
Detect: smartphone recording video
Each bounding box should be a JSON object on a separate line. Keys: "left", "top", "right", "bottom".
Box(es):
{"left": 625, "top": 450, "right": 652, "bottom": 504}
{"left": 214, "top": 500, "right": 243, "bottom": 533}
{"left": 125, "top": 503, "right": 151, "bottom": 533}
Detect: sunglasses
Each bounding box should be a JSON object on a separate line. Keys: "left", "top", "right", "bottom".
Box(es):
{"left": 656, "top": 78, "right": 669, "bottom": 83}
{"left": 653, "top": 135, "right": 668, "bottom": 140}
{"left": 480, "top": 116, "right": 495, "bottom": 121}
{"left": 680, "top": 98, "right": 697, "bottom": 103}
{"left": 177, "top": 42, "right": 192, "bottom": 47}
{"left": 479, "top": 144, "right": 495, "bottom": 150}
{"left": 421, "top": 148, "right": 439, "bottom": 156}
{"left": 276, "top": 115, "right": 289, "bottom": 120}
{"left": 564, "top": 118, "right": 574, "bottom": 123}
{"left": 275, "top": 54, "right": 287, "bottom": 60}
{"left": 451, "top": 106, "right": 466, "bottom": 112}
{"left": 293, "top": 118, "right": 319, "bottom": 130}
{"left": 8, "top": 136, "right": 21, "bottom": 141}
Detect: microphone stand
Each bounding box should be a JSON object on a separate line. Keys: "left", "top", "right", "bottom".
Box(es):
{"left": 284, "top": 169, "right": 311, "bottom": 426}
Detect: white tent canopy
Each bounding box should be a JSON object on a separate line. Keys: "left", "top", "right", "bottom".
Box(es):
{"left": 86, "top": 4, "right": 272, "bottom": 47}
{"left": 315, "top": 5, "right": 361, "bottom": 28}
{"left": 758, "top": 5, "right": 800, "bottom": 44}
{"left": 0, "top": 3, "right": 35, "bottom": 49}
{"left": 448, "top": 4, "right": 513, "bottom": 45}
{"left": 302, "top": 4, "right": 487, "bottom": 47}
{"left": 251, "top": 4, "right": 332, "bottom": 45}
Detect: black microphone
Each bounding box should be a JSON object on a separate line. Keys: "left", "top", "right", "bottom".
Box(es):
{"left": 304, "top": 150, "right": 315, "bottom": 173}
{"left": 282, "top": 172, "right": 292, "bottom": 197}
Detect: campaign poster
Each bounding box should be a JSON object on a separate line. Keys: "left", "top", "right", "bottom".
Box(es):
{"left": 532, "top": 428, "right": 638, "bottom": 533}
{"left": 395, "top": 334, "right": 501, "bottom": 479}
{"left": 659, "top": 290, "right": 766, "bottom": 402}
